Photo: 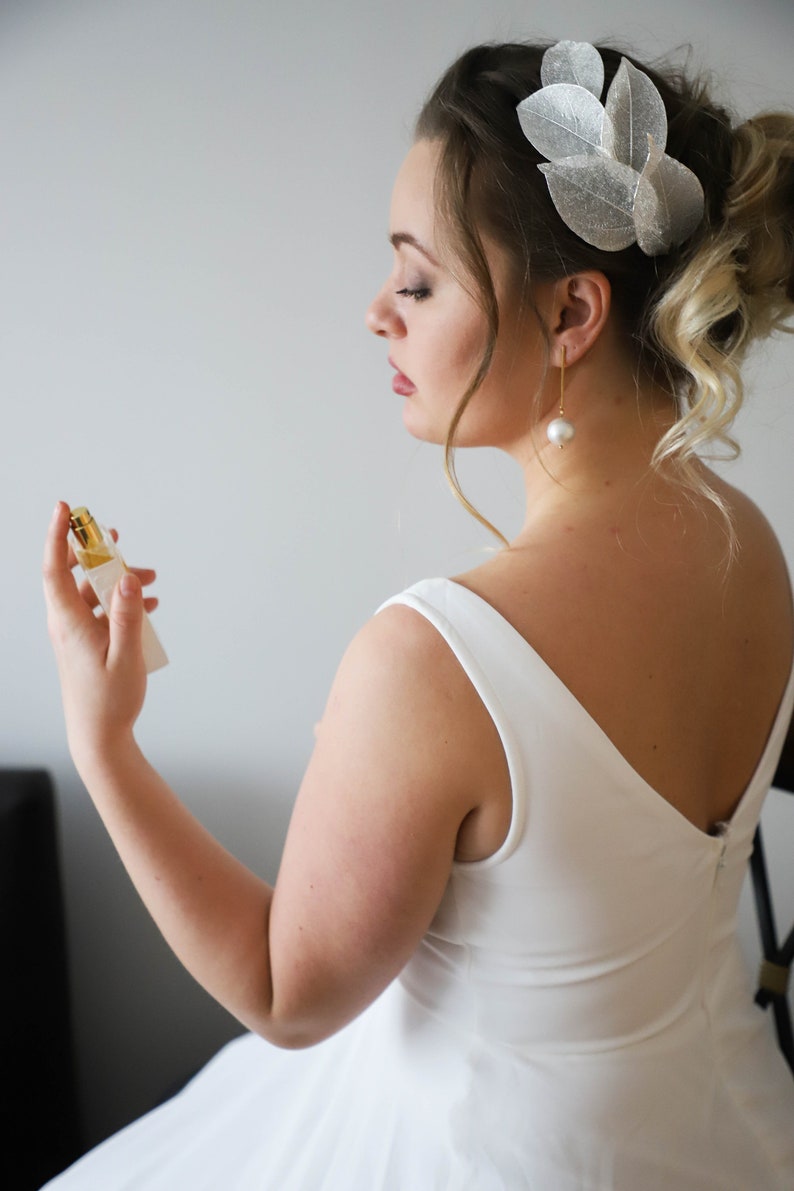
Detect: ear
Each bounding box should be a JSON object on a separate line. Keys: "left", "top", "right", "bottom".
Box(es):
{"left": 548, "top": 272, "right": 611, "bottom": 367}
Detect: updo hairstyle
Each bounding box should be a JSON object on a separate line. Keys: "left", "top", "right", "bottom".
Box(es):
{"left": 415, "top": 42, "right": 794, "bottom": 542}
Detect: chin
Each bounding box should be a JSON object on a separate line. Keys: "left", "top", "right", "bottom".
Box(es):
{"left": 401, "top": 401, "right": 447, "bottom": 445}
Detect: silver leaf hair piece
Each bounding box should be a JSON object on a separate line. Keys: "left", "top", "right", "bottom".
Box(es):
{"left": 516, "top": 41, "right": 705, "bottom": 255}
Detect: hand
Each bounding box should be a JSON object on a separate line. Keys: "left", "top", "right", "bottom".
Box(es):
{"left": 43, "top": 501, "right": 158, "bottom": 766}
{"left": 71, "top": 525, "right": 160, "bottom": 619}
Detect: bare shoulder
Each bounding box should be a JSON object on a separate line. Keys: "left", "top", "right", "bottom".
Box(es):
{"left": 714, "top": 473, "right": 788, "bottom": 561}
{"left": 314, "top": 598, "right": 510, "bottom": 841}
{"left": 341, "top": 598, "right": 464, "bottom": 686}
{"left": 328, "top": 600, "right": 492, "bottom": 751}
{"left": 708, "top": 472, "right": 792, "bottom": 620}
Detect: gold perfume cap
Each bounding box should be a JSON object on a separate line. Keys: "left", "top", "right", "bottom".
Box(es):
{"left": 69, "top": 506, "right": 103, "bottom": 549}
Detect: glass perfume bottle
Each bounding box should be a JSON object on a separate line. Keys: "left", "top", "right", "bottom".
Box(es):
{"left": 69, "top": 506, "right": 168, "bottom": 674}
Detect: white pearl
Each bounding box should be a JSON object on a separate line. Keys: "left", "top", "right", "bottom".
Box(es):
{"left": 546, "top": 417, "right": 575, "bottom": 447}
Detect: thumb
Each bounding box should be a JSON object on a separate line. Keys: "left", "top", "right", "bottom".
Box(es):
{"left": 107, "top": 572, "right": 144, "bottom": 669}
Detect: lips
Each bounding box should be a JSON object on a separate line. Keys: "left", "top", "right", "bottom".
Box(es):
{"left": 389, "top": 357, "right": 416, "bottom": 396}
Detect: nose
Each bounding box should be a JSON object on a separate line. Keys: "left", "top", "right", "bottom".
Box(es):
{"left": 365, "top": 284, "right": 405, "bottom": 339}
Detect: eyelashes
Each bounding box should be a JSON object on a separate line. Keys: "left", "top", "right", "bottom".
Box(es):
{"left": 395, "top": 286, "right": 431, "bottom": 302}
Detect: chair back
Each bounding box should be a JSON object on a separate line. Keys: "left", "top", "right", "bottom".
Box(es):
{"left": 750, "top": 714, "right": 794, "bottom": 1073}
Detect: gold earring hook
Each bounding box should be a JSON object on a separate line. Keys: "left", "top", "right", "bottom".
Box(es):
{"left": 546, "top": 344, "right": 575, "bottom": 448}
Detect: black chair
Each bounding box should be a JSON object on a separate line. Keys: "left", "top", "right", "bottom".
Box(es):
{"left": 750, "top": 714, "right": 794, "bottom": 1074}
{"left": 0, "top": 769, "right": 84, "bottom": 1191}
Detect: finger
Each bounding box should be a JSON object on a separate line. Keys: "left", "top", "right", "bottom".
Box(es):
{"left": 43, "top": 502, "right": 94, "bottom": 628}
{"left": 92, "top": 596, "right": 158, "bottom": 619}
{"left": 76, "top": 577, "right": 102, "bottom": 610}
{"left": 106, "top": 572, "right": 144, "bottom": 671}
{"left": 129, "top": 566, "right": 157, "bottom": 587}
{"left": 76, "top": 573, "right": 155, "bottom": 608}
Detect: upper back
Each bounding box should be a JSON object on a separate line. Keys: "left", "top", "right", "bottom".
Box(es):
{"left": 455, "top": 470, "right": 793, "bottom": 835}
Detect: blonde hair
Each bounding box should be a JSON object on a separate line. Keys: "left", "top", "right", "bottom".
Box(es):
{"left": 416, "top": 45, "right": 794, "bottom": 546}
{"left": 650, "top": 114, "right": 794, "bottom": 525}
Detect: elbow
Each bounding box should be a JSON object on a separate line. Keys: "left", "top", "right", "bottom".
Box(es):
{"left": 249, "top": 1006, "right": 343, "bottom": 1051}
{"left": 247, "top": 976, "right": 358, "bottom": 1050}
{"left": 262, "top": 1024, "right": 332, "bottom": 1051}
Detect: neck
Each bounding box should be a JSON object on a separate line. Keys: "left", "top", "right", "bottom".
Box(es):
{"left": 507, "top": 358, "right": 682, "bottom": 535}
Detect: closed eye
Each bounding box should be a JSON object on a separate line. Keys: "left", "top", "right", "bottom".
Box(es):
{"left": 395, "top": 286, "right": 431, "bottom": 302}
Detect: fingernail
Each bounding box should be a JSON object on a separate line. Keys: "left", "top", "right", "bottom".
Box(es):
{"left": 120, "top": 573, "right": 139, "bottom": 598}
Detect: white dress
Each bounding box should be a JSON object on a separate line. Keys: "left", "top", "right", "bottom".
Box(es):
{"left": 46, "top": 578, "right": 794, "bottom": 1190}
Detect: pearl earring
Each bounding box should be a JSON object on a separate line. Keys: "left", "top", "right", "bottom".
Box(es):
{"left": 546, "top": 346, "right": 575, "bottom": 448}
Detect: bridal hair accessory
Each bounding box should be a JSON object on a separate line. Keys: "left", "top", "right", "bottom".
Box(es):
{"left": 547, "top": 346, "right": 574, "bottom": 447}
{"left": 516, "top": 41, "right": 705, "bottom": 256}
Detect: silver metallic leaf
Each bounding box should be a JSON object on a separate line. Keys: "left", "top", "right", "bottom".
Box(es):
{"left": 517, "top": 84, "right": 605, "bottom": 162}
{"left": 539, "top": 156, "right": 639, "bottom": 251}
{"left": 540, "top": 40, "right": 604, "bottom": 99}
{"left": 634, "top": 135, "right": 705, "bottom": 255}
{"left": 603, "top": 58, "right": 667, "bottom": 171}
{"left": 632, "top": 137, "right": 669, "bottom": 254}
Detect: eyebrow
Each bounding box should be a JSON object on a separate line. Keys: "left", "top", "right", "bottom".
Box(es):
{"left": 389, "top": 232, "right": 440, "bottom": 266}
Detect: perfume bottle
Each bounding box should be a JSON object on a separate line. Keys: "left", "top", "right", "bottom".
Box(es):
{"left": 69, "top": 506, "right": 168, "bottom": 674}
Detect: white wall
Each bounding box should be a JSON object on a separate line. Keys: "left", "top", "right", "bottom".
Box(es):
{"left": 1, "top": 0, "right": 792, "bottom": 1146}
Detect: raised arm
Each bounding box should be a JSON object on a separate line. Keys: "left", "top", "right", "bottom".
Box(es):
{"left": 43, "top": 503, "right": 504, "bottom": 1047}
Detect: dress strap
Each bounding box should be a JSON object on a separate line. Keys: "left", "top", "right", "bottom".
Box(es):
{"left": 377, "top": 579, "right": 527, "bottom": 866}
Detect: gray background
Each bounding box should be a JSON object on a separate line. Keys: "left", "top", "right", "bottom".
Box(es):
{"left": 1, "top": 0, "right": 792, "bottom": 1147}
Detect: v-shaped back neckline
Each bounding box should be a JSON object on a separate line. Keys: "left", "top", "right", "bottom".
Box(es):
{"left": 437, "top": 576, "right": 794, "bottom": 845}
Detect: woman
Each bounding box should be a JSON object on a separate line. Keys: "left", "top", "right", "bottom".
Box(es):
{"left": 43, "top": 39, "right": 794, "bottom": 1190}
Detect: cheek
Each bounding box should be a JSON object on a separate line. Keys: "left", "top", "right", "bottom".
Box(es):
{"left": 429, "top": 311, "right": 488, "bottom": 389}
{"left": 451, "top": 329, "right": 488, "bottom": 377}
